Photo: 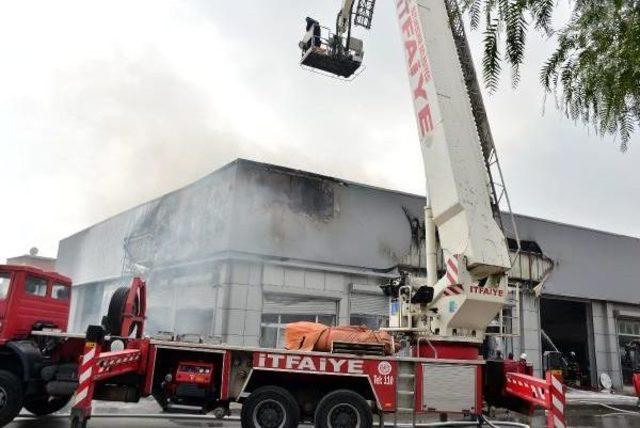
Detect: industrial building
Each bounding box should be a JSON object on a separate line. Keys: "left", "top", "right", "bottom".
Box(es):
{"left": 56, "top": 159, "right": 640, "bottom": 391}
{"left": 7, "top": 249, "right": 57, "bottom": 271}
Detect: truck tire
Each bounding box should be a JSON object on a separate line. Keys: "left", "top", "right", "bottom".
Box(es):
{"left": 241, "top": 386, "right": 300, "bottom": 428}
{"left": 314, "top": 390, "right": 372, "bottom": 428}
{"left": 0, "top": 370, "right": 23, "bottom": 427}
{"left": 24, "top": 395, "right": 71, "bottom": 416}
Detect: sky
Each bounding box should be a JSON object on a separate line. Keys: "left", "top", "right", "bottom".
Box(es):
{"left": 0, "top": 0, "right": 639, "bottom": 263}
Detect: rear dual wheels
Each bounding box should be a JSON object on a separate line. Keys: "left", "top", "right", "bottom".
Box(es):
{"left": 0, "top": 370, "right": 23, "bottom": 427}
{"left": 314, "top": 390, "right": 372, "bottom": 428}
{"left": 241, "top": 386, "right": 300, "bottom": 428}
{"left": 241, "top": 386, "right": 372, "bottom": 428}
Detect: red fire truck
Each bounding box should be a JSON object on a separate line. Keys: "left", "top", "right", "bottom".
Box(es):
{"left": 0, "top": 264, "right": 565, "bottom": 428}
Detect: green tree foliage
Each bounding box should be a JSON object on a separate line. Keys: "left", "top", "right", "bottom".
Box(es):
{"left": 459, "top": 0, "right": 640, "bottom": 150}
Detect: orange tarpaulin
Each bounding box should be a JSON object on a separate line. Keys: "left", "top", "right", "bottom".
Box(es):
{"left": 284, "top": 322, "right": 397, "bottom": 355}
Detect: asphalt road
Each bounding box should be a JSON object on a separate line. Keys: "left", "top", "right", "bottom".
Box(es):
{"left": 10, "top": 415, "right": 242, "bottom": 428}
{"left": 6, "top": 397, "right": 640, "bottom": 428}
{"left": 8, "top": 412, "right": 640, "bottom": 428}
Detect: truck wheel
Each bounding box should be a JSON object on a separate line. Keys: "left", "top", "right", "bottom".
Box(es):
{"left": 24, "top": 395, "right": 71, "bottom": 416}
{"left": 0, "top": 370, "right": 23, "bottom": 427}
{"left": 241, "top": 386, "right": 300, "bottom": 428}
{"left": 314, "top": 390, "right": 372, "bottom": 428}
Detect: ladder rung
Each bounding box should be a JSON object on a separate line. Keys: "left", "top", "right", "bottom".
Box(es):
{"left": 396, "top": 407, "right": 415, "bottom": 412}
{"left": 398, "top": 373, "right": 414, "bottom": 379}
{"left": 397, "top": 390, "right": 414, "bottom": 395}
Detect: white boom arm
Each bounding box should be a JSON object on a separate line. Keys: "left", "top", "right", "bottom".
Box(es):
{"left": 396, "top": 0, "right": 510, "bottom": 272}
{"left": 393, "top": 0, "right": 511, "bottom": 342}
{"left": 306, "top": 0, "right": 512, "bottom": 343}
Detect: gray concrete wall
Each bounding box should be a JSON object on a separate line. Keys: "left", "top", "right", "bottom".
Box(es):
{"left": 211, "top": 258, "right": 390, "bottom": 346}
{"left": 227, "top": 161, "right": 424, "bottom": 270}
{"left": 507, "top": 214, "right": 640, "bottom": 304}
{"left": 208, "top": 258, "right": 389, "bottom": 346}
{"left": 57, "top": 163, "right": 236, "bottom": 284}
{"left": 513, "top": 292, "right": 543, "bottom": 376}
{"left": 214, "top": 260, "right": 264, "bottom": 346}
{"left": 68, "top": 256, "right": 387, "bottom": 345}
{"left": 592, "top": 300, "right": 621, "bottom": 388}
{"left": 59, "top": 159, "right": 640, "bottom": 308}
{"left": 591, "top": 301, "right": 640, "bottom": 389}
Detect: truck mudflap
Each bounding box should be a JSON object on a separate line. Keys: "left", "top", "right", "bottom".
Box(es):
{"left": 250, "top": 351, "right": 397, "bottom": 411}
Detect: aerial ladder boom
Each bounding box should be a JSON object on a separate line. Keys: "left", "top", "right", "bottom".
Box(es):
{"left": 300, "top": 0, "right": 513, "bottom": 344}
{"left": 392, "top": 0, "right": 511, "bottom": 343}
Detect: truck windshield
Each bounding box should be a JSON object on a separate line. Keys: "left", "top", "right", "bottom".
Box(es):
{"left": 0, "top": 272, "right": 9, "bottom": 299}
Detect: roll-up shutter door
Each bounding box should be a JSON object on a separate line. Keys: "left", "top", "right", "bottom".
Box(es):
{"left": 350, "top": 293, "right": 388, "bottom": 315}
{"left": 263, "top": 294, "right": 337, "bottom": 315}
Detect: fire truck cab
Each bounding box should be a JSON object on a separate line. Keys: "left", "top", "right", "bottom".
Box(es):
{"left": 0, "top": 265, "right": 77, "bottom": 426}
{"left": 0, "top": 265, "right": 72, "bottom": 345}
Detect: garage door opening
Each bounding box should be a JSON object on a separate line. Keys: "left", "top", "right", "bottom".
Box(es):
{"left": 540, "top": 298, "right": 593, "bottom": 388}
